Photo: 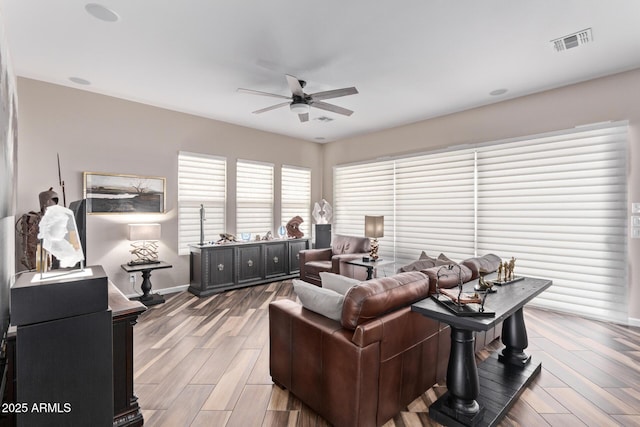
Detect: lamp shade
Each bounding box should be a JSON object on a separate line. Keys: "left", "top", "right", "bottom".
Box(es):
{"left": 128, "top": 223, "right": 161, "bottom": 241}
{"left": 364, "top": 215, "right": 384, "bottom": 238}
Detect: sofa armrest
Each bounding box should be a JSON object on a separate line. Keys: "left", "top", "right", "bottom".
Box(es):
{"left": 332, "top": 252, "right": 370, "bottom": 274}
{"left": 299, "top": 248, "right": 332, "bottom": 264}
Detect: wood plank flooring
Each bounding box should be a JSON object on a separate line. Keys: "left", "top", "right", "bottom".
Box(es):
{"left": 134, "top": 281, "right": 640, "bottom": 427}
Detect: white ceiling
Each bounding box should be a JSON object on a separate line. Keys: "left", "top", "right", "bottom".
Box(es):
{"left": 3, "top": 1, "right": 640, "bottom": 143}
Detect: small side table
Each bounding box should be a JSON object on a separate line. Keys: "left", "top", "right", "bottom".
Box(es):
{"left": 121, "top": 261, "right": 172, "bottom": 306}
{"left": 345, "top": 259, "right": 394, "bottom": 280}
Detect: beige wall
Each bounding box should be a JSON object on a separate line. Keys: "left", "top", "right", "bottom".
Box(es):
{"left": 323, "top": 68, "right": 640, "bottom": 322}
{"left": 16, "top": 78, "right": 323, "bottom": 295}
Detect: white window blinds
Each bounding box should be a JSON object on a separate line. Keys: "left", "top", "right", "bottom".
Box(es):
{"left": 281, "top": 165, "right": 311, "bottom": 237}
{"left": 334, "top": 160, "right": 395, "bottom": 260}
{"left": 395, "top": 150, "right": 476, "bottom": 263}
{"left": 237, "top": 159, "right": 274, "bottom": 236}
{"left": 177, "top": 151, "right": 226, "bottom": 255}
{"left": 332, "top": 122, "right": 628, "bottom": 323}
{"left": 476, "top": 123, "right": 628, "bottom": 322}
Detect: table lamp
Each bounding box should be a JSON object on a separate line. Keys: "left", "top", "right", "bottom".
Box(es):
{"left": 364, "top": 215, "right": 384, "bottom": 261}
{"left": 128, "top": 223, "right": 161, "bottom": 265}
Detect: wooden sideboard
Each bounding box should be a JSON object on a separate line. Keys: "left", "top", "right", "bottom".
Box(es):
{"left": 1, "top": 282, "right": 146, "bottom": 427}
{"left": 189, "top": 238, "right": 309, "bottom": 297}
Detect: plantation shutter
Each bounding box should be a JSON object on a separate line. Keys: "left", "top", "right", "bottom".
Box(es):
{"left": 177, "top": 151, "right": 226, "bottom": 255}
{"left": 476, "top": 122, "right": 628, "bottom": 322}
{"left": 236, "top": 159, "right": 274, "bottom": 236}
{"left": 281, "top": 165, "right": 311, "bottom": 237}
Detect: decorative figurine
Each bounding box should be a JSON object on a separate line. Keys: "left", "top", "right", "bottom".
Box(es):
{"left": 312, "top": 199, "right": 332, "bottom": 224}
{"left": 497, "top": 262, "right": 503, "bottom": 282}
{"left": 286, "top": 215, "right": 304, "bottom": 238}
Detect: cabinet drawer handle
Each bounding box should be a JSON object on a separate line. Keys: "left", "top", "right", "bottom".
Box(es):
{"left": 247, "top": 259, "right": 253, "bottom": 267}
{"left": 217, "top": 264, "right": 224, "bottom": 271}
{"left": 273, "top": 256, "right": 279, "bottom": 264}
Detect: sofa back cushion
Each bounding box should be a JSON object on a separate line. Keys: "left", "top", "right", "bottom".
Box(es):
{"left": 331, "top": 234, "right": 370, "bottom": 255}
{"left": 462, "top": 253, "right": 502, "bottom": 280}
{"left": 341, "top": 271, "right": 430, "bottom": 330}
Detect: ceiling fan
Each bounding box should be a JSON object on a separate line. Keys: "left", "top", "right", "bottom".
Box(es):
{"left": 237, "top": 75, "right": 358, "bottom": 122}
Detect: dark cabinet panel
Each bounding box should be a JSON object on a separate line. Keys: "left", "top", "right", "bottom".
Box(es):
{"left": 209, "top": 247, "right": 235, "bottom": 288}
{"left": 265, "top": 242, "right": 287, "bottom": 278}
{"left": 238, "top": 245, "right": 262, "bottom": 283}
{"left": 188, "top": 239, "right": 309, "bottom": 296}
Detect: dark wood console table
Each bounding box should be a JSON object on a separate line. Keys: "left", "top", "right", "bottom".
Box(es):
{"left": 412, "top": 276, "right": 552, "bottom": 426}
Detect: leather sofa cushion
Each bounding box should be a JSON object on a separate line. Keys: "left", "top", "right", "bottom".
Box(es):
{"left": 462, "top": 253, "right": 502, "bottom": 280}
{"left": 341, "top": 271, "right": 430, "bottom": 330}
{"left": 331, "top": 234, "right": 370, "bottom": 255}
{"left": 421, "top": 264, "right": 473, "bottom": 294}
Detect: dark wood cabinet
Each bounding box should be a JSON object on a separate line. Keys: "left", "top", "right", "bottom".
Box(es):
{"left": 109, "top": 284, "right": 146, "bottom": 427}
{"left": 189, "top": 239, "right": 309, "bottom": 297}
{"left": 1, "top": 282, "right": 145, "bottom": 427}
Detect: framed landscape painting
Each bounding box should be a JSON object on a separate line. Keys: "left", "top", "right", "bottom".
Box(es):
{"left": 84, "top": 172, "right": 166, "bottom": 214}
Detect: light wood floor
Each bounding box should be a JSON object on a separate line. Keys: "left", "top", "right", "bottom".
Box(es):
{"left": 134, "top": 281, "right": 640, "bottom": 427}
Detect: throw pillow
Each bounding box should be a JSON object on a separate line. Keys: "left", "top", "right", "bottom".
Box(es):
{"left": 397, "top": 259, "right": 436, "bottom": 272}
{"left": 293, "top": 279, "right": 344, "bottom": 321}
{"left": 419, "top": 251, "right": 436, "bottom": 261}
{"left": 320, "top": 272, "right": 360, "bottom": 295}
{"left": 436, "top": 253, "right": 455, "bottom": 266}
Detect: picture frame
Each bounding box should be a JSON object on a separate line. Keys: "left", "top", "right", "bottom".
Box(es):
{"left": 84, "top": 172, "right": 166, "bottom": 214}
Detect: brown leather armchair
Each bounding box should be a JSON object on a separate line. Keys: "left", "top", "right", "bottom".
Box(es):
{"left": 299, "top": 234, "right": 371, "bottom": 286}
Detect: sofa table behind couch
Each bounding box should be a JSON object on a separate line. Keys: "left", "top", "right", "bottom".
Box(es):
{"left": 412, "top": 276, "right": 552, "bottom": 427}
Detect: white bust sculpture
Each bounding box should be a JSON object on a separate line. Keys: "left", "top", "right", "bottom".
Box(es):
{"left": 312, "top": 199, "right": 333, "bottom": 224}
{"left": 37, "top": 205, "right": 85, "bottom": 268}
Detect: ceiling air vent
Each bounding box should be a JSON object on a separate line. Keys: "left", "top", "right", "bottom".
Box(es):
{"left": 551, "top": 28, "right": 592, "bottom": 52}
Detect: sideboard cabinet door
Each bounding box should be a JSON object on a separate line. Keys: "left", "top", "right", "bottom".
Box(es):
{"left": 238, "top": 245, "right": 262, "bottom": 284}
{"left": 265, "top": 242, "right": 287, "bottom": 278}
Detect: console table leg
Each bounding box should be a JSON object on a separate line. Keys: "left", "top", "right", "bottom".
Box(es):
{"left": 447, "top": 327, "right": 481, "bottom": 416}
{"left": 499, "top": 307, "right": 531, "bottom": 367}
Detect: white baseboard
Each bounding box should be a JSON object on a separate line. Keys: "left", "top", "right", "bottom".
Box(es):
{"left": 629, "top": 317, "right": 640, "bottom": 327}
{"left": 125, "top": 284, "right": 189, "bottom": 300}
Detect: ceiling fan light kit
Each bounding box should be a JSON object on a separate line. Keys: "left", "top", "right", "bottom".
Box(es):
{"left": 238, "top": 74, "right": 358, "bottom": 123}
{"left": 290, "top": 102, "right": 309, "bottom": 114}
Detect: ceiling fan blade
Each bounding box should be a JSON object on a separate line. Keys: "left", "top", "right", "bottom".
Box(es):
{"left": 285, "top": 74, "right": 305, "bottom": 97}
{"left": 298, "top": 113, "right": 309, "bottom": 123}
{"left": 310, "top": 87, "right": 358, "bottom": 101}
{"left": 252, "top": 101, "right": 290, "bottom": 114}
{"left": 311, "top": 100, "right": 354, "bottom": 116}
{"left": 237, "top": 88, "right": 291, "bottom": 100}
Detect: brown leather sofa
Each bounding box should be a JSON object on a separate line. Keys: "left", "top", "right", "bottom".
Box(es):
{"left": 299, "top": 234, "right": 371, "bottom": 286}
{"left": 269, "top": 261, "right": 502, "bottom": 426}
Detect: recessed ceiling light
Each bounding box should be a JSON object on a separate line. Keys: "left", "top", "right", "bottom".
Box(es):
{"left": 85, "top": 3, "right": 119, "bottom": 22}
{"left": 69, "top": 77, "right": 91, "bottom": 85}
{"left": 489, "top": 88, "right": 508, "bottom": 96}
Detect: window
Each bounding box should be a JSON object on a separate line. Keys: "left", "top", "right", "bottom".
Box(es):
{"left": 395, "top": 150, "right": 476, "bottom": 262}
{"left": 281, "top": 165, "right": 311, "bottom": 237}
{"left": 237, "top": 159, "right": 274, "bottom": 236}
{"left": 177, "top": 152, "right": 226, "bottom": 255}
{"left": 333, "top": 122, "right": 628, "bottom": 322}
{"left": 476, "top": 123, "right": 628, "bottom": 322}
{"left": 333, "top": 160, "right": 395, "bottom": 260}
